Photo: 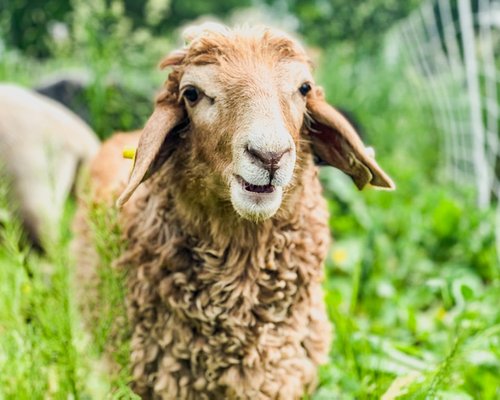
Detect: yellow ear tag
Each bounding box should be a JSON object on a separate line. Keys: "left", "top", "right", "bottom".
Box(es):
{"left": 122, "top": 146, "right": 136, "bottom": 160}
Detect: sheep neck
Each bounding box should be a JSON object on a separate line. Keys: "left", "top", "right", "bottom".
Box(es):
{"left": 121, "top": 158, "right": 329, "bottom": 329}
{"left": 120, "top": 155, "right": 330, "bottom": 281}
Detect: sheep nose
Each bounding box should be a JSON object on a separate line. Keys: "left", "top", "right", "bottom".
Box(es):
{"left": 246, "top": 146, "right": 290, "bottom": 171}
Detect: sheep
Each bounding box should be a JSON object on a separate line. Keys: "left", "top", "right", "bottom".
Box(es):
{"left": 0, "top": 83, "right": 99, "bottom": 247}
{"left": 35, "top": 71, "right": 91, "bottom": 122}
{"left": 75, "top": 23, "right": 395, "bottom": 399}
{"left": 35, "top": 71, "right": 154, "bottom": 129}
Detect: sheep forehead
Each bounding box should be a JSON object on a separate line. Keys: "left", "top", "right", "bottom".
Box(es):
{"left": 182, "top": 22, "right": 300, "bottom": 47}
{"left": 182, "top": 23, "right": 311, "bottom": 67}
{"left": 180, "top": 61, "right": 313, "bottom": 100}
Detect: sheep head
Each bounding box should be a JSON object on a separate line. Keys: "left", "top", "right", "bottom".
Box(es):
{"left": 117, "top": 23, "right": 395, "bottom": 221}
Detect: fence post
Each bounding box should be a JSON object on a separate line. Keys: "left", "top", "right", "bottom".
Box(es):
{"left": 458, "top": 0, "right": 491, "bottom": 208}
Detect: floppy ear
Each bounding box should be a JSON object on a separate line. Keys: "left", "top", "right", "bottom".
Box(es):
{"left": 116, "top": 92, "right": 186, "bottom": 207}
{"left": 305, "top": 87, "right": 395, "bottom": 190}
{"left": 116, "top": 50, "right": 189, "bottom": 207}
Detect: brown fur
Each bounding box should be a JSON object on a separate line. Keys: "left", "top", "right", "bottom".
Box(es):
{"left": 75, "top": 24, "right": 394, "bottom": 399}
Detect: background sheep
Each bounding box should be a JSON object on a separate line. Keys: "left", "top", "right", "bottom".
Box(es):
{"left": 76, "top": 24, "right": 394, "bottom": 399}
{"left": 34, "top": 72, "right": 154, "bottom": 134}
{"left": 35, "top": 71, "right": 91, "bottom": 122}
{"left": 0, "top": 83, "right": 99, "bottom": 247}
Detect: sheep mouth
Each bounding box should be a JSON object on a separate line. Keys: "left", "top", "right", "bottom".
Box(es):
{"left": 236, "top": 176, "right": 275, "bottom": 194}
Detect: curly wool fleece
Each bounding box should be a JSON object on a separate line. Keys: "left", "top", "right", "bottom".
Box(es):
{"left": 116, "top": 159, "right": 332, "bottom": 399}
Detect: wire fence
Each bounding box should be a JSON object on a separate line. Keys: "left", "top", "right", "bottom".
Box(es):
{"left": 390, "top": 0, "right": 500, "bottom": 258}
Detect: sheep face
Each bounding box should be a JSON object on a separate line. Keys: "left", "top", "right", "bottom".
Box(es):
{"left": 179, "top": 60, "right": 313, "bottom": 220}
{"left": 116, "top": 24, "right": 395, "bottom": 218}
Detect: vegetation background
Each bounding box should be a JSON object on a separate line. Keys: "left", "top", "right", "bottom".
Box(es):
{"left": 0, "top": 0, "right": 498, "bottom": 398}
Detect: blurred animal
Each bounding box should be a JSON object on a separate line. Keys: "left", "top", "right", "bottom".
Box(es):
{"left": 0, "top": 83, "right": 99, "bottom": 247}
{"left": 35, "top": 72, "right": 155, "bottom": 134}
{"left": 35, "top": 72, "right": 90, "bottom": 122}
{"left": 75, "top": 23, "right": 394, "bottom": 399}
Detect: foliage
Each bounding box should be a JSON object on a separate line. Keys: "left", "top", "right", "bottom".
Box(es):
{"left": 316, "top": 170, "right": 499, "bottom": 399}
{"left": 0, "top": 0, "right": 72, "bottom": 58}
{"left": 123, "top": 0, "right": 252, "bottom": 33}
{"left": 273, "top": 0, "right": 423, "bottom": 49}
{"left": 1, "top": 0, "right": 423, "bottom": 58}
{"left": 62, "top": 0, "right": 169, "bottom": 137}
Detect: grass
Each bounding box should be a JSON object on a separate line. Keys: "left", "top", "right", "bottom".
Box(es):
{"left": 0, "top": 178, "right": 83, "bottom": 398}
{"left": 0, "top": 176, "right": 136, "bottom": 398}
{"left": 0, "top": 7, "right": 499, "bottom": 398}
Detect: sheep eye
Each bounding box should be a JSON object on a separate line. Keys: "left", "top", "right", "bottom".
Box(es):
{"left": 299, "top": 82, "right": 311, "bottom": 96}
{"left": 183, "top": 86, "right": 200, "bottom": 105}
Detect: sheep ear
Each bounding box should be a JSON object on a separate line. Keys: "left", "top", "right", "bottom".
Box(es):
{"left": 305, "top": 87, "right": 395, "bottom": 190}
{"left": 116, "top": 96, "right": 185, "bottom": 207}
